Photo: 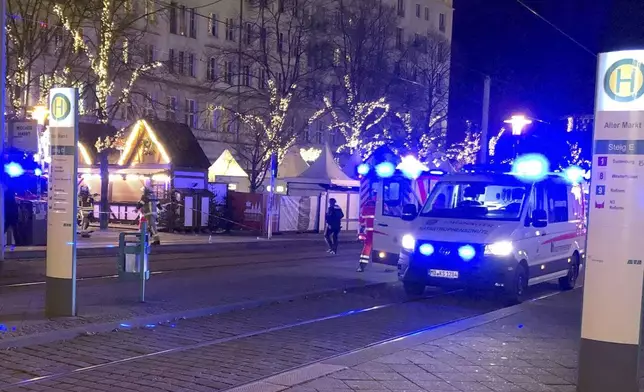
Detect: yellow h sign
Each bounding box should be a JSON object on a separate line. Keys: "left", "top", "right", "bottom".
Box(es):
{"left": 50, "top": 93, "right": 71, "bottom": 121}
{"left": 604, "top": 59, "right": 644, "bottom": 102}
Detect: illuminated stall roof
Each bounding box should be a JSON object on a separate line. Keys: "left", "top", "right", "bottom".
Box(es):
{"left": 278, "top": 146, "right": 309, "bottom": 178}
{"left": 209, "top": 149, "right": 248, "bottom": 179}
{"left": 119, "top": 119, "right": 210, "bottom": 170}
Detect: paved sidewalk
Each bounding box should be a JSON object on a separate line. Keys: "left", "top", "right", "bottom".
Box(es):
{"left": 229, "top": 290, "right": 595, "bottom": 392}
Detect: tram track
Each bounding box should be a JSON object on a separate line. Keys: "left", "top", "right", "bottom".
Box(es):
{"left": 0, "top": 245, "right": 363, "bottom": 289}
{"left": 0, "top": 282, "right": 564, "bottom": 391}
{"left": 0, "top": 275, "right": 564, "bottom": 391}
{"left": 5, "top": 288, "right": 463, "bottom": 390}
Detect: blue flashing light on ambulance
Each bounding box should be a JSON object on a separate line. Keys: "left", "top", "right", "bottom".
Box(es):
{"left": 357, "top": 149, "right": 453, "bottom": 266}
{"left": 396, "top": 155, "right": 587, "bottom": 303}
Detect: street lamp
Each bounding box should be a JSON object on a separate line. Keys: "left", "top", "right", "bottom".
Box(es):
{"left": 504, "top": 115, "right": 533, "bottom": 136}
{"left": 30, "top": 105, "right": 49, "bottom": 125}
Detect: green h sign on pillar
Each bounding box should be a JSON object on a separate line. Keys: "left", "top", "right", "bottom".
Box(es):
{"left": 45, "top": 88, "right": 79, "bottom": 317}
{"left": 578, "top": 52, "right": 644, "bottom": 392}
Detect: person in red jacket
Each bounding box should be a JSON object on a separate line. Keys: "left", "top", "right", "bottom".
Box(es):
{"left": 358, "top": 196, "right": 376, "bottom": 272}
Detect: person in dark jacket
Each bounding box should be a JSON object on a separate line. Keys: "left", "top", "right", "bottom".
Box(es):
{"left": 324, "top": 198, "right": 344, "bottom": 254}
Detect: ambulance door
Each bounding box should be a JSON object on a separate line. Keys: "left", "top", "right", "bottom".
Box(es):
{"left": 373, "top": 177, "right": 413, "bottom": 260}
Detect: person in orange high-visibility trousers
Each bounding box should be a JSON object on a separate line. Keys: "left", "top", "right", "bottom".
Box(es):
{"left": 358, "top": 197, "right": 376, "bottom": 272}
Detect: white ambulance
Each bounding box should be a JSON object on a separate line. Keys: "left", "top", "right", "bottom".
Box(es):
{"left": 397, "top": 170, "right": 586, "bottom": 303}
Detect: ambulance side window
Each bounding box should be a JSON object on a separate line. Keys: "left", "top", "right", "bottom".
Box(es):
{"left": 547, "top": 183, "right": 569, "bottom": 223}
{"left": 382, "top": 180, "right": 402, "bottom": 217}
{"left": 527, "top": 183, "right": 547, "bottom": 223}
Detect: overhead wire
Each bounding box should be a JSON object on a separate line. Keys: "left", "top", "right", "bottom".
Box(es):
{"left": 514, "top": 0, "right": 596, "bottom": 57}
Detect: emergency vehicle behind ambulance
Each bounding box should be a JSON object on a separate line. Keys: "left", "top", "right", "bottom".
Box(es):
{"left": 370, "top": 172, "right": 444, "bottom": 265}
{"left": 397, "top": 169, "right": 586, "bottom": 303}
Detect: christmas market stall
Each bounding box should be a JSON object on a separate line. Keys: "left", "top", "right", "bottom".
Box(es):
{"left": 78, "top": 119, "right": 212, "bottom": 231}
{"left": 283, "top": 144, "right": 360, "bottom": 232}
{"left": 208, "top": 149, "right": 251, "bottom": 192}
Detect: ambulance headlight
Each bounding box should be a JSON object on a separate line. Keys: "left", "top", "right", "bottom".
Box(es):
{"left": 401, "top": 234, "right": 416, "bottom": 251}
{"left": 484, "top": 241, "right": 513, "bottom": 257}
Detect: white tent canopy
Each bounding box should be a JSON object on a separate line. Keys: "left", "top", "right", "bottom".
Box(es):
{"left": 208, "top": 149, "right": 248, "bottom": 180}
{"left": 278, "top": 146, "right": 309, "bottom": 178}
{"left": 424, "top": 151, "right": 455, "bottom": 173}
{"left": 285, "top": 144, "right": 359, "bottom": 187}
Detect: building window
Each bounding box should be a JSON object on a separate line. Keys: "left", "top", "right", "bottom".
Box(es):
{"left": 397, "top": 0, "right": 405, "bottom": 17}
{"left": 145, "top": 44, "right": 155, "bottom": 63}
{"left": 225, "top": 18, "right": 235, "bottom": 41}
{"left": 415, "top": 4, "right": 420, "bottom": 18}
{"left": 260, "top": 27, "right": 267, "bottom": 50}
{"left": 169, "top": 2, "right": 177, "bottom": 34}
{"left": 396, "top": 28, "right": 403, "bottom": 49}
{"left": 207, "top": 105, "right": 218, "bottom": 130}
{"left": 242, "top": 66, "right": 251, "bottom": 86}
{"left": 185, "top": 99, "right": 197, "bottom": 127}
{"left": 168, "top": 48, "right": 175, "bottom": 73}
{"left": 145, "top": 0, "right": 156, "bottom": 23}
{"left": 258, "top": 68, "right": 266, "bottom": 89}
{"left": 315, "top": 122, "right": 323, "bottom": 144}
{"left": 120, "top": 98, "right": 135, "bottom": 121}
{"left": 179, "top": 5, "right": 187, "bottom": 35}
{"left": 244, "top": 22, "right": 252, "bottom": 45}
{"left": 166, "top": 96, "right": 177, "bottom": 121}
{"left": 224, "top": 61, "right": 234, "bottom": 84}
{"left": 188, "top": 8, "right": 196, "bottom": 38}
{"left": 439, "top": 13, "right": 446, "bottom": 32}
{"left": 187, "top": 53, "right": 195, "bottom": 77}
{"left": 207, "top": 57, "right": 217, "bottom": 80}
{"left": 278, "top": 32, "right": 284, "bottom": 52}
{"left": 424, "top": 7, "right": 429, "bottom": 21}
{"left": 278, "top": 0, "right": 284, "bottom": 13}
{"left": 178, "top": 51, "right": 185, "bottom": 75}
{"left": 209, "top": 13, "right": 218, "bottom": 37}
{"left": 333, "top": 48, "right": 341, "bottom": 66}
{"left": 144, "top": 93, "right": 156, "bottom": 118}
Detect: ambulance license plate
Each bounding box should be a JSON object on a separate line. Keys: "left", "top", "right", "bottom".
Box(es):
{"left": 429, "top": 269, "right": 459, "bottom": 279}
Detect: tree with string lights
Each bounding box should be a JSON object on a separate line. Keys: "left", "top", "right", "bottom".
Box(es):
{"left": 311, "top": 0, "right": 399, "bottom": 158}
{"left": 387, "top": 32, "right": 452, "bottom": 158}
{"left": 53, "top": 0, "right": 164, "bottom": 128}
{"left": 208, "top": 0, "right": 331, "bottom": 192}
{"left": 5, "top": 0, "right": 88, "bottom": 117}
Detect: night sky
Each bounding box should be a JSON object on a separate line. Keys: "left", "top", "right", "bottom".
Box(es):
{"left": 448, "top": 0, "right": 644, "bottom": 137}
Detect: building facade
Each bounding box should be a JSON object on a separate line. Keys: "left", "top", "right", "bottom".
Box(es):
{"left": 14, "top": 0, "right": 453, "bottom": 166}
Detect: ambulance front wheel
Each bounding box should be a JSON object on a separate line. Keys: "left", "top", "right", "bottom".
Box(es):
{"left": 403, "top": 281, "right": 426, "bottom": 296}
{"left": 558, "top": 253, "right": 580, "bottom": 291}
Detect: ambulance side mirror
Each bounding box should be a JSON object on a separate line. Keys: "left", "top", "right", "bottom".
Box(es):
{"left": 402, "top": 204, "right": 417, "bottom": 221}
{"left": 531, "top": 209, "right": 548, "bottom": 228}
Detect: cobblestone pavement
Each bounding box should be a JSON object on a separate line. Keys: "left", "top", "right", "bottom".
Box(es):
{"left": 264, "top": 289, "right": 625, "bottom": 392}
{"left": 0, "top": 243, "right": 385, "bottom": 338}
{"left": 0, "top": 287, "right": 501, "bottom": 391}
{"left": 0, "top": 279, "right": 563, "bottom": 391}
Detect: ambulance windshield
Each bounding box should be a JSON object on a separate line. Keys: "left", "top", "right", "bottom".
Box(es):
{"left": 420, "top": 180, "right": 531, "bottom": 221}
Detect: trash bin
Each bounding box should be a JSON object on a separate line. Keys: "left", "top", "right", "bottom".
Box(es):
{"left": 117, "top": 232, "right": 150, "bottom": 281}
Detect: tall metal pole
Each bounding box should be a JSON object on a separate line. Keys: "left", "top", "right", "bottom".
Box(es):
{"left": 0, "top": 0, "right": 7, "bottom": 261}
{"left": 266, "top": 151, "right": 276, "bottom": 240}
{"left": 479, "top": 75, "right": 491, "bottom": 164}
{"left": 235, "top": 0, "right": 243, "bottom": 143}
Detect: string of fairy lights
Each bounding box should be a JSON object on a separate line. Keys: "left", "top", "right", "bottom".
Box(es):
{"left": 8, "top": 0, "right": 483, "bottom": 168}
